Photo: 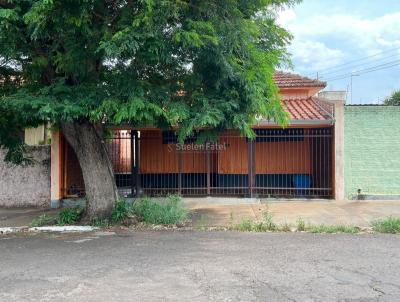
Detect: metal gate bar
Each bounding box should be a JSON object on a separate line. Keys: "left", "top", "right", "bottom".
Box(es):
{"left": 106, "top": 128, "right": 333, "bottom": 199}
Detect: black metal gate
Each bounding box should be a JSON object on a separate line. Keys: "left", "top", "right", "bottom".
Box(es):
{"left": 106, "top": 127, "right": 333, "bottom": 199}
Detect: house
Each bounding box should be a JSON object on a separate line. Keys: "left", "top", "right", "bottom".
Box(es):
{"left": 49, "top": 72, "right": 346, "bottom": 206}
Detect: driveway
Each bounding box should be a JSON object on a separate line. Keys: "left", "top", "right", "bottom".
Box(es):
{"left": 1, "top": 231, "right": 399, "bottom": 301}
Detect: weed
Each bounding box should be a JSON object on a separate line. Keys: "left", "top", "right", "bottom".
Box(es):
{"left": 234, "top": 219, "right": 254, "bottom": 232}
{"left": 195, "top": 214, "right": 207, "bottom": 231}
{"left": 132, "top": 195, "right": 187, "bottom": 225}
{"left": 252, "top": 222, "right": 268, "bottom": 232}
{"left": 57, "top": 207, "right": 84, "bottom": 225}
{"left": 308, "top": 224, "right": 358, "bottom": 234}
{"left": 111, "top": 199, "right": 133, "bottom": 223}
{"left": 90, "top": 217, "right": 111, "bottom": 228}
{"left": 229, "top": 211, "right": 234, "bottom": 227}
{"left": 232, "top": 208, "right": 278, "bottom": 232}
{"left": 371, "top": 216, "right": 400, "bottom": 234}
{"left": 29, "top": 214, "right": 55, "bottom": 227}
{"left": 262, "top": 210, "right": 277, "bottom": 231}
{"left": 279, "top": 222, "right": 292, "bottom": 232}
{"left": 296, "top": 217, "right": 306, "bottom": 231}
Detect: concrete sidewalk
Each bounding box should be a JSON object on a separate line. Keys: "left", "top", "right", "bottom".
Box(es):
{"left": 188, "top": 200, "right": 400, "bottom": 227}
{"left": 0, "top": 208, "right": 60, "bottom": 228}
{"left": 1, "top": 200, "right": 400, "bottom": 228}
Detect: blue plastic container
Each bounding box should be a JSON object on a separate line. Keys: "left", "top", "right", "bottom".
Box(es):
{"left": 293, "top": 174, "right": 311, "bottom": 196}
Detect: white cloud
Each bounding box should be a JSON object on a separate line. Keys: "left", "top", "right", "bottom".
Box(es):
{"left": 277, "top": 8, "right": 400, "bottom": 73}
{"left": 289, "top": 40, "right": 345, "bottom": 71}
{"left": 276, "top": 8, "right": 296, "bottom": 26}
{"left": 287, "top": 12, "right": 400, "bottom": 51}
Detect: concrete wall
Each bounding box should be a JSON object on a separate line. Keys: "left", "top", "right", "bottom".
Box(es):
{"left": 344, "top": 106, "right": 400, "bottom": 198}
{"left": 0, "top": 146, "right": 51, "bottom": 207}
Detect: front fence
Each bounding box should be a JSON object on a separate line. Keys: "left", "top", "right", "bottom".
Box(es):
{"left": 106, "top": 128, "right": 333, "bottom": 199}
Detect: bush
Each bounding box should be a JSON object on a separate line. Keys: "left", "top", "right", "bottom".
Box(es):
{"left": 57, "top": 207, "right": 84, "bottom": 225}
{"left": 111, "top": 199, "right": 133, "bottom": 223}
{"left": 372, "top": 216, "right": 400, "bottom": 234}
{"left": 29, "top": 214, "right": 55, "bottom": 227}
{"left": 132, "top": 195, "right": 187, "bottom": 225}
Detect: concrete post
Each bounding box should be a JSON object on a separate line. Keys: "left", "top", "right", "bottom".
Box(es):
{"left": 50, "top": 130, "right": 62, "bottom": 208}
{"left": 318, "top": 91, "right": 346, "bottom": 201}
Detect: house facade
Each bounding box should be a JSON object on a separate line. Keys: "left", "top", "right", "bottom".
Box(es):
{"left": 49, "top": 72, "right": 346, "bottom": 206}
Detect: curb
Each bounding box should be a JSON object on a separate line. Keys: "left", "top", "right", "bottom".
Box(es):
{"left": 0, "top": 226, "right": 98, "bottom": 235}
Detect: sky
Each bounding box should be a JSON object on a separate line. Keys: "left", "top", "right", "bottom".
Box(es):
{"left": 277, "top": 0, "right": 400, "bottom": 104}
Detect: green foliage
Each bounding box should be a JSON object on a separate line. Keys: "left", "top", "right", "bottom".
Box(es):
{"left": 384, "top": 91, "right": 400, "bottom": 106}
{"left": 29, "top": 214, "right": 56, "bottom": 227}
{"left": 195, "top": 214, "right": 208, "bottom": 231}
{"left": 111, "top": 199, "right": 133, "bottom": 223}
{"left": 234, "top": 219, "right": 256, "bottom": 232}
{"left": 57, "top": 207, "right": 84, "bottom": 225}
{"left": 232, "top": 209, "right": 279, "bottom": 232}
{"left": 261, "top": 209, "right": 277, "bottom": 231}
{"left": 90, "top": 217, "right": 111, "bottom": 228}
{"left": 372, "top": 216, "right": 400, "bottom": 234}
{"left": 280, "top": 222, "right": 292, "bottom": 232}
{"left": 0, "top": 0, "right": 297, "bottom": 162}
{"left": 132, "top": 195, "right": 187, "bottom": 225}
{"left": 296, "top": 217, "right": 306, "bottom": 231}
{"left": 308, "top": 224, "right": 358, "bottom": 234}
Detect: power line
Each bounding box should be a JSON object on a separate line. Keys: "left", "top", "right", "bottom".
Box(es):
{"left": 319, "top": 52, "right": 400, "bottom": 78}
{"left": 307, "top": 46, "right": 400, "bottom": 77}
{"left": 324, "top": 60, "right": 400, "bottom": 82}
{"left": 325, "top": 61, "right": 400, "bottom": 82}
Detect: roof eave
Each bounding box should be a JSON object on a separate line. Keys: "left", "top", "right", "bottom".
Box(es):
{"left": 255, "top": 119, "right": 334, "bottom": 126}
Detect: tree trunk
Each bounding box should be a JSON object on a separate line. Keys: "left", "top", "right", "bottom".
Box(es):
{"left": 61, "top": 120, "right": 118, "bottom": 219}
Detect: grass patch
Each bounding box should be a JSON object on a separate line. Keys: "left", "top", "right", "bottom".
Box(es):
{"left": 29, "top": 214, "right": 55, "bottom": 227}
{"left": 57, "top": 207, "right": 84, "bottom": 225}
{"left": 308, "top": 224, "right": 358, "bottom": 234}
{"left": 132, "top": 195, "right": 187, "bottom": 225}
{"left": 371, "top": 216, "right": 400, "bottom": 234}
{"left": 195, "top": 214, "right": 207, "bottom": 231}
{"left": 230, "top": 211, "right": 360, "bottom": 234}
{"left": 111, "top": 199, "right": 132, "bottom": 223}
{"left": 234, "top": 219, "right": 256, "bottom": 232}
{"left": 261, "top": 210, "right": 277, "bottom": 231}
{"left": 280, "top": 222, "right": 292, "bottom": 232}
{"left": 296, "top": 217, "right": 306, "bottom": 231}
{"left": 232, "top": 209, "right": 278, "bottom": 232}
{"left": 90, "top": 217, "right": 111, "bottom": 228}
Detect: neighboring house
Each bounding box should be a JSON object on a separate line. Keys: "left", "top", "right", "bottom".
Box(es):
{"left": 50, "top": 72, "right": 346, "bottom": 206}
{"left": 344, "top": 105, "right": 400, "bottom": 199}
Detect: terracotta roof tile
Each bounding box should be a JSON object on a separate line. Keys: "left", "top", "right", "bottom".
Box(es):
{"left": 274, "top": 71, "right": 326, "bottom": 88}
{"left": 282, "top": 97, "right": 332, "bottom": 121}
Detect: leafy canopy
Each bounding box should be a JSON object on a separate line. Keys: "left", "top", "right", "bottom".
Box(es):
{"left": 384, "top": 90, "right": 400, "bottom": 106}
{"left": 0, "top": 0, "right": 297, "bottom": 161}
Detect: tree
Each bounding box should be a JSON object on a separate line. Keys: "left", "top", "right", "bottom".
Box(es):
{"left": 384, "top": 90, "right": 400, "bottom": 106}
{"left": 0, "top": 0, "right": 297, "bottom": 219}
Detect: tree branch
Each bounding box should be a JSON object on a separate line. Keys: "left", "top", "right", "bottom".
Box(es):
{"left": 0, "top": 0, "right": 15, "bottom": 9}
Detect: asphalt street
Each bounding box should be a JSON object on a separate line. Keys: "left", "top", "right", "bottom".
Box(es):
{"left": 1, "top": 231, "right": 399, "bottom": 301}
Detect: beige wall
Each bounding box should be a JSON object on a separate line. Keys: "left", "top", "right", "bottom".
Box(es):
{"left": 0, "top": 147, "right": 50, "bottom": 207}
{"left": 25, "top": 125, "right": 50, "bottom": 146}
{"left": 318, "top": 91, "right": 346, "bottom": 201}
